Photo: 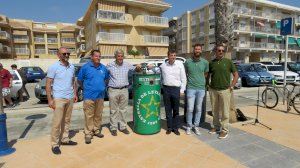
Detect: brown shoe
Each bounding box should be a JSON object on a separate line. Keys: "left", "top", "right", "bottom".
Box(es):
{"left": 208, "top": 128, "right": 218, "bottom": 134}
{"left": 218, "top": 131, "right": 228, "bottom": 139}
{"left": 94, "top": 132, "right": 104, "bottom": 138}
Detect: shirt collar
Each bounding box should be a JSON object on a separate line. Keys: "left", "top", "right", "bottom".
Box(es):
{"left": 59, "top": 61, "right": 71, "bottom": 68}
{"left": 88, "top": 61, "right": 102, "bottom": 69}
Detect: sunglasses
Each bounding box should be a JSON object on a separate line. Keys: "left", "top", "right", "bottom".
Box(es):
{"left": 62, "top": 53, "right": 70, "bottom": 56}
{"left": 217, "top": 50, "right": 225, "bottom": 52}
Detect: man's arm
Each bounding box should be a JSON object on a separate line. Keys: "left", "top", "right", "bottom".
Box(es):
{"left": 73, "top": 77, "right": 78, "bottom": 103}
{"left": 180, "top": 64, "right": 187, "bottom": 96}
{"left": 230, "top": 71, "right": 239, "bottom": 89}
{"left": 46, "top": 77, "right": 55, "bottom": 109}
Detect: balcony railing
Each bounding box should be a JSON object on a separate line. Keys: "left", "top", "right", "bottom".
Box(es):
{"left": 144, "top": 15, "right": 168, "bottom": 26}
{"left": 96, "top": 32, "right": 126, "bottom": 43}
{"left": 142, "top": 35, "right": 169, "bottom": 44}
{"left": 235, "top": 41, "right": 284, "bottom": 50}
{"left": 209, "top": 29, "right": 215, "bottom": 34}
{"left": 289, "top": 45, "right": 300, "bottom": 50}
{"left": 13, "top": 36, "right": 29, "bottom": 43}
{"left": 97, "top": 10, "right": 125, "bottom": 22}
{"left": 34, "top": 37, "right": 45, "bottom": 43}
{"left": 0, "top": 31, "right": 10, "bottom": 39}
{"left": 233, "top": 6, "right": 281, "bottom": 20}
{"left": 61, "top": 38, "right": 75, "bottom": 43}
{"left": 80, "top": 44, "right": 86, "bottom": 51}
{"left": 49, "top": 50, "right": 58, "bottom": 55}
{"left": 15, "top": 48, "right": 30, "bottom": 55}
{"left": 47, "top": 38, "right": 58, "bottom": 43}
{"left": 35, "top": 49, "right": 46, "bottom": 54}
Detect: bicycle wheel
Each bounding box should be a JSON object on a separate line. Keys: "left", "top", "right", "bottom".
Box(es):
{"left": 292, "top": 93, "right": 300, "bottom": 114}
{"left": 261, "top": 88, "right": 278, "bottom": 109}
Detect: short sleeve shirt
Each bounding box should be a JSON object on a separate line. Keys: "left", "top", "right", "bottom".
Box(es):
{"left": 77, "top": 61, "right": 109, "bottom": 100}
{"left": 106, "top": 61, "right": 135, "bottom": 88}
{"left": 47, "top": 61, "right": 75, "bottom": 99}
{"left": 0, "top": 69, "right": 12, "bottom": 88}
{"left": 209, "top": 57, "right": 237, "bottom": 90}
{"left": 184, "top": 58, "right": 209, "bottom": 90}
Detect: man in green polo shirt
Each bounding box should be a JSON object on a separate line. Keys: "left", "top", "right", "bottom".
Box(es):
{"left": 208, "top": 44, "right": 239, "bottom": 139}
{"left": 184, "top": 43, "right": 209, "bottom": 135}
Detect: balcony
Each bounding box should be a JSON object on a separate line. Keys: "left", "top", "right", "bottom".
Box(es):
{"left": 140, "top": 35, "right": 169, "bottom": 46}
{"left": 35, "top": 49, "right": 46, "bottom": 54}
{"left": 235, "top": 41, "right": 284, "bottom": 50}
{"left": 96, "top": 10, "right": 133, "bottom": 26}
{"left": 49, "top": 50, "right": 58, "bottom": 55}
{"left": 233, "top": 6, "right": 281, "bottom": 20}
{"left": 96, "top": 32, "right": 127, "bottom": 45}
{"left": 47, "top": 38, "right": 58, "bottom": 43}
{"left": 135, "top": 15, "right": 168, "bottom": 29}
{"left": 0, "top": 45, "right": 11, "bottom": 54}
{"left": 0, "top": 31, "right": 11, "bottom": 40}
{"left": 13, "top": 36, "right": 29, "bottom": 43}
{"left": 252, "top": 26, "right": 278, "bottom": 34}
{"left": 209, "top": 29, "right": 215, "bottom": 35}
{"left": 80, "top": 44, "right": 85, "bottom": 52}
{"left": 289, "top": 45, "right": 300, "bottom": 51}
{"left": 15, "top": 48, "right": 30, "bottom": 55}
{"left": 61, "top": 38, "right": 75, "bottom": 43}
{"left": 34, "top": 37, "right": 45, "bottom": 43}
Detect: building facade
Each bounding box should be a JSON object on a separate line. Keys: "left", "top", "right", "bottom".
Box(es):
{"left": 175, "top": 0, "right": 300, "bottom": 62}
{"left": 0, "top": 14, "right": 79, "bottom": 59}
{"left": 79, "top": 0, "right": 171, "bottom": 58}
{"left": 162, "top": 17, "right": 177, "bottom": 51}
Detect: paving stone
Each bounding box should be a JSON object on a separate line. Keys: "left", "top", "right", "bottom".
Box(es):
{"left": 225, "top": 147, "right": 257, "bottom": 163}
{"left": 255, "top": 139, "right": 285, "bottom": 153}
{"left": 278, "top": 149, "right": 300, "bottom": 163}
{"left": 245, "top": 153, "right": 299, "bottom": 168}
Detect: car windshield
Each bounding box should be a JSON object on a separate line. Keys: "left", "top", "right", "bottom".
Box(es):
{"left": 26, "top": 67, "right": 42, "bottom": 73}
{"left": 238, "top": 65, "right": 266, "bottom": 72}
{"left": 289, "top": 63, "right": 300, "bottom": 71}
{"left": 267, "top": 66, "right": 284, "bottom": 71}
{"left": 79, "top": 57, "right": 90, "bottom": 63}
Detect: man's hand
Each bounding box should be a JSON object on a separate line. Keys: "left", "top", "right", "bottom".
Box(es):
{"left": 73, "top": 95, "right": 78, "bottom": 103}
{"left": 180, "top": 92, "right": 185, "bottom": 97}
{"left": 147, "top": 64, "right": 154, "bottom": 70}
{"left": 48, "top": 99, "right": 55, "bottom": 109}
{"left": 9, "top": 83, "right": 12, "bottom": 88}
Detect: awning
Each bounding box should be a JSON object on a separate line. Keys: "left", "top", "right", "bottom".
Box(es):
{"left": 99, "top": 45, "right": 127, "bottom": 57}
{"left": 147, "top": 47, "right": 168, "bottom": 57}
{"left": 276, "top": 21, "right": 281, "bottom": 29}
{"left": 254, "top": 33, "right": 268, "bottom": 38}
{"left": 296, "top": 38, "right": 300, "bottom": 47}
{"left": 288, "top": 37, "right": 297, "bottom": 45}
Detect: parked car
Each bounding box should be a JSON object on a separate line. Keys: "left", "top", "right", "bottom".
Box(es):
{"left": 237, "top": 64, "right": 274, "bottom": 86}
{"left": 259, "top": 61, "right": 275, "bottom": 65}
{"left": 9, "top": 70, "right": 23, "bottom": 99}
{"left": 20, "top": 66, "right": 45, "bottom": 82}
{"left": 164, "top": 56, "right": 186, "bottom": 63}
{"left": 276, "top": 62, "right": 300, "bottom": 75}
{"left": 79, "top": 56, "right": 90, "bottom": 63}
{"left": 34, "top": 78, "right": 47, "bottom": 101}
{"left": 262, "top": 65, "right": 299, "bottom": 83}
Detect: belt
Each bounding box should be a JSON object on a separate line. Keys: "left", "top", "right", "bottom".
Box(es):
{"left": 109, "top": 86, "right": 128, "bottom": 89}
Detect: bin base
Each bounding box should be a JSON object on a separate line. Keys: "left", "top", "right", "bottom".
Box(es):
{"left": 134, "top": 130, "right": 161, "bottom": 135}
{"left": 0, "top": 148, "right": 15, "bottom": 157}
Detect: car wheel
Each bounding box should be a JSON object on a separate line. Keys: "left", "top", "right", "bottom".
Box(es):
{"left": 242, "top": 78, "right": 248, "bottom": 87}
{"left": 78, "top": 88, "right": 83, "bottom": 102}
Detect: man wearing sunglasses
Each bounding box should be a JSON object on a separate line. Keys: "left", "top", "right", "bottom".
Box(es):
{"left": 46, "top": 47, "right": 78, "bottom": 155}
{"left": 208, "top": 44, "right": 239, "bottom": 139}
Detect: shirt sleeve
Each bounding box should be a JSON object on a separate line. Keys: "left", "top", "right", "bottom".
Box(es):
{"left": 205, "top": 60, "right": 209, "bottom": 73}
{"left": 230, "top": 60, "right": 237, "bottom": 73}
{"left": 104, "top": 67, "right": 110, "bottom": 80}
{"left": 46, "top": 65, "right": 56, "bottom": 79}
{"left": 180, "top": 63, "right": 187, "bottom": 93}
{"left": 77, "top": 66, "right": 84, "bottom": 81}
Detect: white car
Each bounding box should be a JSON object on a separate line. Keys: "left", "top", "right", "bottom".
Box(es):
{"left": 262, "top": 65, "right": 299, "bottom": 83}
{"left": 9, "top": 70, "right": 23, "bottom": 98}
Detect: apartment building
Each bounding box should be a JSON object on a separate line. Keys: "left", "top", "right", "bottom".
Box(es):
{"left": 76, "top": 17, "right": 86, "bottom": 58}
{"left": 162, "top": 17, "right": 177, "bottom": 51}
{"left": 79, "top": 0, "right": 171, "bottom": 59}
{"left": 0, "top": 15, "right": 79, "bottom": 59}
{"left": 176, "top": 0, "right": 300, "bottom": 62}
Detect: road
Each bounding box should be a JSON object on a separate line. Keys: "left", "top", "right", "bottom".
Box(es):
{"left": 5, "top": 85, "right": 262, "bottom": 141}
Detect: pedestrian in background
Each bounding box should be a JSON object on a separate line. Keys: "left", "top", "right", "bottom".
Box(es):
{"left": 11, "top": 64, "right": 29, "bottom": 102}
{"left": 0, "top": 63, "right": 15, "bottom": 108}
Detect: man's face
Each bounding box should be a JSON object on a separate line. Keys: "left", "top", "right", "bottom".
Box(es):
{"left": 216, "top": 46, "right": 225, "bottom": 57}
{"left": 194, "top": 46, "right": 202, "bottom": 57}
{"left": 168, "top": 52, "right": 176, "bottom": 64}
{"left": 115, "top": 53, "right": 124, "bottom": 64}
{"left": 91, "top": 52, "right": 101, "bottom": 64}
{"left": 58, "top": 48, "right": 70, "bottom": 62}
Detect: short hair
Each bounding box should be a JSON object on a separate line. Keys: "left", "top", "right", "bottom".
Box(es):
{"left": 58, "top": 47, "right": 68, "bottom": 54}
{"left": 114, "top": 49, "right": 124, "bottom": 57}
{"left": 215, "top": 44, "right": 226, "bottom": 51}
{"left": 90, "top": 49, "right": 101, "bottom": 56}
{"left": 11, "top": 64, "right": 17, "bottom": 68}
{"left": 167, "top": 49, "right": 176, "bottom": 56}
{"left": 193, "top": 43, "right": 202, "bottom": 49}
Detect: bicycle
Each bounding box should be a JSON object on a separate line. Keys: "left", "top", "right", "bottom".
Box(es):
{"left": 261, "top": 81, "right": 300, "bottom": 114}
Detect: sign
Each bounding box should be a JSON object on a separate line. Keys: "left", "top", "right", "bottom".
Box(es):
{"left": 280, "top": 18, "right": 294, "bottom": 36}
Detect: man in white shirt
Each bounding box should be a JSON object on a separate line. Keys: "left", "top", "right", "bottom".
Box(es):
{"left": 160, "top": 50, "right": 187, "bottom": 135}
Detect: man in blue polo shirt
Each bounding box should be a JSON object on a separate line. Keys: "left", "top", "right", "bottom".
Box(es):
{"left": 77, "top": 49, "right": 109, "bottom": 144}
{"left": 46, "top": 47, "right": 78, "bottom": 155}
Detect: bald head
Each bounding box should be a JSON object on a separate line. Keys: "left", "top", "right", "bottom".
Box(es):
{"left": 57, "top": 47, "right": 70, "bottom": 64}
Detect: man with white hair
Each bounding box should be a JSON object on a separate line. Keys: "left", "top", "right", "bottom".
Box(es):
{"left": 106, "top": 49, "right": 141, "bottom": 136}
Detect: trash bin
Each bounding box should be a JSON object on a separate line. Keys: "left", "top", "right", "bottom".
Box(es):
{"left": 133, "top": 73, "right": 161, "bottom": 135}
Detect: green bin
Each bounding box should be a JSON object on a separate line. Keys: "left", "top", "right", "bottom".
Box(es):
{"left": 133, "top": 73, "right": 161, "bottom": 135}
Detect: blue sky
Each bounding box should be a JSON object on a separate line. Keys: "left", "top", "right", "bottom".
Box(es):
{"left": 0, "top": 0, "right": 299, "bottom": 23}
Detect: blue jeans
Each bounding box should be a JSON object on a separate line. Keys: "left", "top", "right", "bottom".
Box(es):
{"left": 186, "top": 89, "right": 206, "bottom": 128}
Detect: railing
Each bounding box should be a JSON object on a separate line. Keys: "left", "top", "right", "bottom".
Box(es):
{"left": 233, "top": 6, "right": 281, "bottom": 20}
{"left": 34, "top": 37, "right": 45, "bottom": 43}
{"left": 235, "top": 41, "right": 284, "bottom": 50}
{"left": 68, "top": 48, "right": 76, "bottom": 54}
{"left": 289, "top": 45, "right": 300, "bottom": 50}
{"left": 144, "top": 15, "right": 168, "bottom": 26}
{"left": 143, "top": 35, "right": 169, "bottom": 44}
{"left": 209, "top": 29, "right": 215, "bottom": 34}
{"left": 79, "top": 29, "right": 84, "bottom": 36}
{"left": 13, "top": 36, "right": 29, "bottom": 42}
{"left": 15, "top": 48, "right": 30, "bottom": 55}
{"left": 48, "top": 50, "right": 58, "bottom": 55}
{"left": 0, "top": 31, "right": 10, "bottom": 39}
{"left": 96, "top": 32, "right": 126, "bottom": 43}
{"left": 35, "top": 49, "right": 46, "bottom": 54}
{"left": 233, "top": 6, "right": 252, "bottom": 15}
{"left": 47, "top": 38, "right": 58, "bottom": 43}
{"left": 252, "top": 26, "right": 277, "bottom": 34}
{"left": 61, "top": 38, "right": 75, "bottom": 43}
{"left": 80, "top": 44, "right": 86, "bottom": 50}
{"left": 97, "top": 10, "right": 125, "bottom": 22}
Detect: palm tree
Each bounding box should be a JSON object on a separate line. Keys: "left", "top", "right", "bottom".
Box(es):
{"left": 214, "top": 0, "right": 235, "bottom": 58}
{"left": 214, "top": 0, "right": 237, "bottom": 122}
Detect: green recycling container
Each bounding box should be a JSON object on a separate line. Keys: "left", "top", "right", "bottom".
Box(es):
{"left": 133, "top": 73, "right": 161, "bottom": 135}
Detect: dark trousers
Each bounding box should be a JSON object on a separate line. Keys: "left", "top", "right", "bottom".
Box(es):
{"left": 163, "top": 85, "right": 180, "bottom": 130}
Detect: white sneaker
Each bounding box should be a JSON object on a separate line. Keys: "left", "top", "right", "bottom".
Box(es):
{"left": 186, "top": 127, "right": 192, "bottom": 135}
{"left": 194, "top": 127, "right": 201, "bottom": 135}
